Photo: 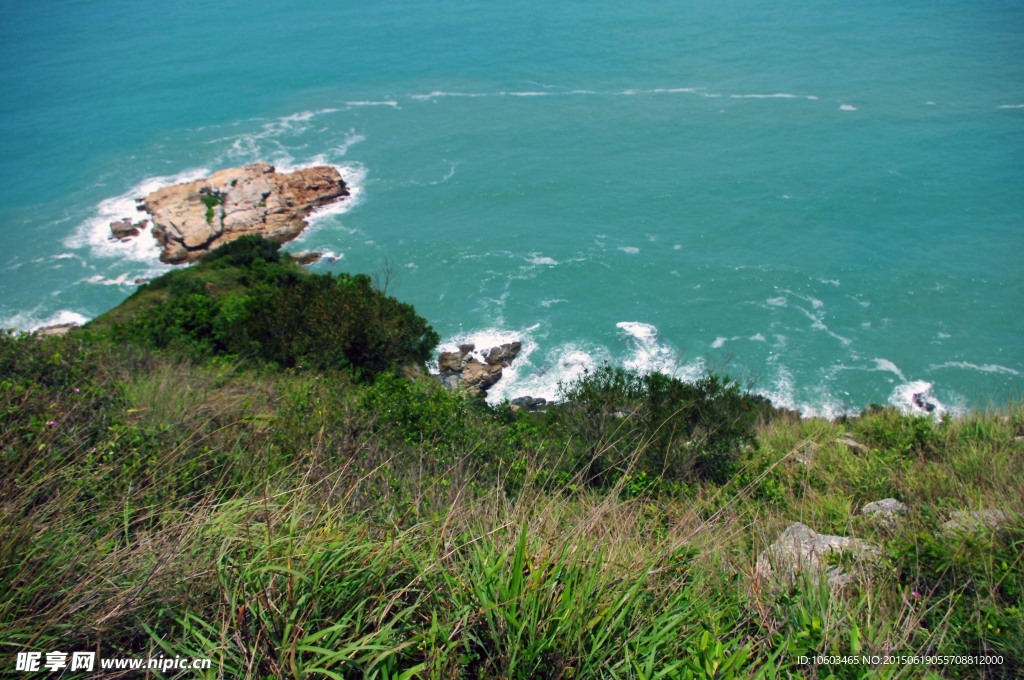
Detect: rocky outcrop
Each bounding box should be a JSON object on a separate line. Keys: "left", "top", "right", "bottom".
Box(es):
{"left": 437, "top": 342, "right": 522, "bottom": 396}
{"left": 942, "top": 509, "right": 1009, "bottom": 534}
{"left": 122, "top": 163, "right": 348, "bottom": 264}
{"left": 860, "top": 498, "right": 909, "bottom": 530}
{"left": 837, "top": 437, "right": 870, "bottom": 455}
{"left": 34, "top": 323, "right": 78, "bottom": 337}
{"left": 511, "top": 396, "right": 547, "bottom": 411}
{"left": 291, "top": 251, "right": 323, "bottom": 266}
{"left": 755, "top": 522, "right": 880, "bottom": 587}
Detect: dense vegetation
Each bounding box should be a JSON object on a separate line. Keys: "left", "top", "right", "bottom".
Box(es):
{"left": 88, "top": 236, "right": 439, "bottom": 377}
{"left": 1, "top": 240, "right": 1021, "bottom": 678}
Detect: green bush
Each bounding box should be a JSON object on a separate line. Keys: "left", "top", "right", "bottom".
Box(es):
{"left": 556, "top": 366, "right": 758, "bottom": 485}
{"left": 103, "top": 238, "right": 440, "bottom": 378}
{"left": 361, "top": 372, "right": 468, "bottom": 450}
{"left": 230, "top": 272, "right": 439, "bottom": 376}
{"left": 200, "top": 233, "right": 281, "bottom": 268}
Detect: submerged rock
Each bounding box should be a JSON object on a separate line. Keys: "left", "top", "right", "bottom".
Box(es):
{"left": 120, "top": 163, "right": 349, "bottom": 264}
{"left": 109, "top": 217, "right": 147, "bottom": 239}
{"left": 912, "top": 391, "right": 937, "bottom": 414}
{"left": 292, "top": 251, "right": 323, "bottom": 265}
{"left": 437, "top": 341, "right": 522, "bottom": 396}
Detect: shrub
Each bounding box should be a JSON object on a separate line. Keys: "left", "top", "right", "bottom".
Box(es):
{"left": 103, "top": 238, "right": 440, "bottom": 378}
{"left": 556, "top": 366, "right": 758, "bottom": 485}
{"left": 230, "top": 272, "right": 439, "bottom": 376}
{"left": 200, "top": 234, "right": 281, "bottom": 268}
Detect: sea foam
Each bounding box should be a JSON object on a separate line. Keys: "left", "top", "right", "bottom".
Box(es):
{"left": 1, "top": 309, "right": 90, "bottom": 332}
{"left": 889, "top": 380, "right": 958, "bottom": 417}
{"left": 66, "top": 167, "right": 211, "bottom": 263}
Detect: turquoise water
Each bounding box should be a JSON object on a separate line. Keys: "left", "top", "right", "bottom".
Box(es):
{"left": 2, "top": 0, "right": 1022, "bottom": 416}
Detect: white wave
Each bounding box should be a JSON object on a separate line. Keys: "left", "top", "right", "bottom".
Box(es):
{"left": 51, "top": 252, "right": 89, "bottom": 268}
{"left": 425, "top": 162, "right": 458, "bottom": 185}
{"left": 300, "top": 162, "right": 368, "bottom": 231}
{"left": 84, "top": 273, "right": 134, "bottom": 287}
{"left": 839, "top": 104, "right": 858, "bottom": 111}
{"left": 434, "top": 326, "right": 542, "bottom": 404}
{"left": 619, "top": 246, "right": 640, "bottom": 255}
{"left": 766, "top": 296, "right": 788, "bottom": 307}
{"left": 333, "top": 130, "right": 366, "bottom": 156}
{"left": 753, "top": 364, "right": 854, "bottom": 421}
{"left": 937, "top": 332, "right": 951, "bottom": 339}
{"left": 673, "top": 244, "right": 682, "bottom": 250}
{"left": 872, "top": 358, "right": 906, "bottom": 381}
{"left": 406, "top": 86, "right": 827, "bottom": 104}
{"left": 539, "top": 299, "right": 567, "bottom": 308}
{"left": 819, "top": 278, "right": 840, "bottom": 286}
{"left": 711, "top": 335, "right": 743, "bottom": 349}
{"left": 527, "top": 254, "right": 559, "bottom": 266}
{"left": 300, "top": 250, "right": 344, "bottom": 263}
{"left": 214, "top": 108, "right": 342, "bottom": 164}
{"left": 411, "top": 91, "right": 485, "bottom": 100}
{"left": 617, "top": 321, "right": 658, "bottom": 344}
{"left": 499, "top": 344, "right": 609, "bottom": 404}
{"left": 786, "top": 292, "right": 851, "bottom": 346}
{"left": 616, "top": 321, "right": 680, "bottom": 376}
{"left": 929, "top": 361, "right": 1021, "bottom": 376}
{"left": 281, "top": 108, "right": 338, "bottom": 125}
{"left": 731, "top": 93, "right": 817, "bottom": 100}
{"left": 65, "top": 167, "right": 211, "bottom": 263}
{"left": 749, "top": 333, "right": 766, "bottom": 342}
{"left": 997, "top": 104, "right": 1024, "bottom": 109}
{"left": 889, "top": 380, "right": 956, "bottom": 417}
{"left": 814, "top": 319, "right": 852, "bottom": 346}
{"left": 2, "top": 309, "right": 90, "bottom": 332}
{"left": 344, "top": 100, "right": 399, "bottom": 108}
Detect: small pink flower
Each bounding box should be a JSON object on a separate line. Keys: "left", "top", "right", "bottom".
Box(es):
{"left": 72, "top": 387, "right": 80, "bottom": 393}
{"left": 46, "top": 420, "right": 57, "bottom": 428}
{"left": 911, "top": 590, "right": 922, "bottom": 598}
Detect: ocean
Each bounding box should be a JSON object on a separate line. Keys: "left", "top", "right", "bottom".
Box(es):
{"left": 1, "top": 0, "right": 1022, "bottom": 417}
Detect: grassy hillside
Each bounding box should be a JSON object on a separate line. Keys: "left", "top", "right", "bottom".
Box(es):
{"left": 1, "top": 241, "right": 1021, "bottom": 678}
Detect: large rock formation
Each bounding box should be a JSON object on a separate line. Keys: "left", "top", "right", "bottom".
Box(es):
{"left": 120, "top": 163, "right": 349, "bottom": 264}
